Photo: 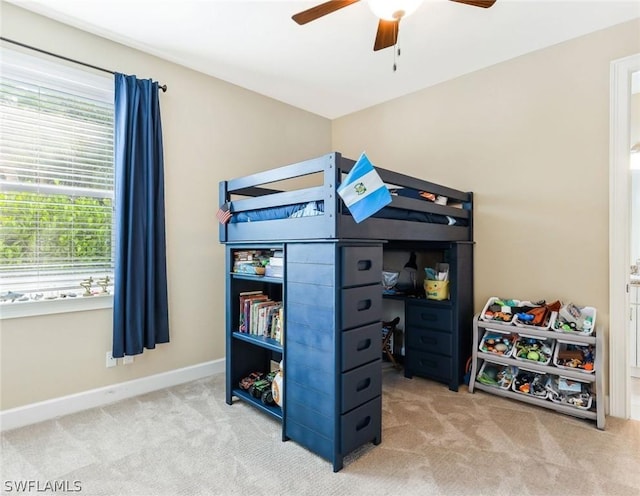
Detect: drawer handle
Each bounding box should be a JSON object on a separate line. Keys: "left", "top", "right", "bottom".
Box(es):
{"left": 357, "top": 299, "right": 372, "bottom": 311}
{"left": 356, "top": 338, "right": 371, "bottom": 351}
{"left": 419, "top": 359, "right": 437, "bottom": 368}
{"left": 356, "top": 378, "right": 371, "bottom": 392}
{"left": 356, "top": 416, "right": 371, "bottom": 431}
{"left": 357, "top": 260, "right": 372, "bottom": 271}
{"left": 419, "top": 336, "right": 437, "bottom": 345}
{"left": 420, "top": 313, "right": 438, "bottom": 322}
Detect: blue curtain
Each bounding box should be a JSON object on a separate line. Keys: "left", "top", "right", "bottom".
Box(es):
{"left": 113, "top": 73, "right": 169, "bottom": 358}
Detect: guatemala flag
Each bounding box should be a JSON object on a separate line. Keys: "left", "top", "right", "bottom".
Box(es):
{"left": 337, "top": 152, "right": 392, "bottom": 223}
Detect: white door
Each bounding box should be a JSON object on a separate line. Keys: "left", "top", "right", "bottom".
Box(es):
{"left": 609, "top": 55, "right": 640, "bottom": 419}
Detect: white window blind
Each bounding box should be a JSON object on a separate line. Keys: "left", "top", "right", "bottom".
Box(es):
{"left": 0, "top": 46, "right": 115, "bottom": 297}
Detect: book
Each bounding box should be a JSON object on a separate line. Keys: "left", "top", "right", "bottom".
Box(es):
{"left": 257, "top": 301, "right": 280, "bottom": 337}
{"left": 238, "top": 291, "right": 264, "bottom": 331}
{"left": 273, "top": 306, "right": 284, "bottom": 344}
{"left": 242, "top": 294, "right": 268, "bottom": 333}
{"left": 251, "top": 299, "right": 274, "bottom": 335}
{"left": 264, "top": 303, "right": 282, "bottom": 338}
{"left": 270, "top": 311, "right": 279, "bottom": 340}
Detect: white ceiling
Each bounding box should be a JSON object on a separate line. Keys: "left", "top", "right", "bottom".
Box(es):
{"left": 7, "top": 0, "right": 640, "bottom": 119}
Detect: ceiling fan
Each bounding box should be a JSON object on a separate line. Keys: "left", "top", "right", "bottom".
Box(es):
{"left": 292, "top": 0, "right": 497, "bottom": 52}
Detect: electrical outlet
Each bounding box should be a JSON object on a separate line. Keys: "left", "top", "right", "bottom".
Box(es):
{"left": 122, "top": 355, "right": 134, "bottom": 365}
{"left": 105, "top": 351, "right": 117, "bottom": 368}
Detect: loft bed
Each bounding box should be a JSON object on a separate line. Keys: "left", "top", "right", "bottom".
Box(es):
{"left": 219, "top": 151, "right": 473, "bottom": 243}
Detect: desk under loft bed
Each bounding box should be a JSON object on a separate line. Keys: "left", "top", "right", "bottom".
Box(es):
{"left": 219, "top": 151, "right": 474, "bottom": 471}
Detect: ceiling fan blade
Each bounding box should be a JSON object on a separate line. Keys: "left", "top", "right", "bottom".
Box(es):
{"left": 373, "top": 19, "right": 399, "bottom": 51}
{"left": 448, "top": 0, "right": 497, "bottom": 8}
{"left": 292, "top": 0, "right": 361, "bottom": 25}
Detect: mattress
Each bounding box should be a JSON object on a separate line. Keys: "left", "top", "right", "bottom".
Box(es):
{"left": 230, "top": 199, "right": 467, "bottom": 226}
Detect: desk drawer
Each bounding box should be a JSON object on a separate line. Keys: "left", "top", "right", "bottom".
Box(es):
{"left": 341, "top": 396, "right": 381, "bottom": 454}
{"left": 342, "top": 322, "right": 381, "bottom": 372}
{"left": 341, "top": 285, "right": 381, "bottom": 330}
{"left": 341, "top": 359, "right": 381, "bottom": 413}
{"left": 407, "top": 349, "right": 452, "bottom": 383}
{"left": 406, "top": 304, "right": 452, "bottom": 332}
{"left": 341, "top": 246, "right": 382, "bottom": 288}
{"left": 406, "top": 328, "right": 452, "bottom": 356}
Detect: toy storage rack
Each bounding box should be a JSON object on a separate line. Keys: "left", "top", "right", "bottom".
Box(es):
{"left": 468, "top": 313, "right": 605, "bottom": 430}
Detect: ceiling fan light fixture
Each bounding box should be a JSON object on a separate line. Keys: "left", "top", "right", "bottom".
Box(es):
{"left": 367, "top": 0, "right": 424, "bottom": 21}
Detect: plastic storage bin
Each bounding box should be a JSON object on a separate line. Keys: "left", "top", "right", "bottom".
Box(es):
{"left": 478, "top": 329, "right": 517, "bottom": 357}
{"left": 513, "top": 309, "right": 556, "bottom": 331}
{"left": 511, "top": 369, "right": 549, "bottom": 398}
{"left": 513, "top": 335, "right": 555, "bottom": 366}
{"left": 546, "top": 375, "right": 593, "bottom": 410}
{"left": 476, "top": 362, "right": 518, "bottom": 390}
{"left": 553, "top": 304, "right": 597, "bottom": 336}
{"left": 480, "top": 297, "right": 521, "bottom": 324}
{"left": 552, "top": 341, "right": 595, "bottom": 374}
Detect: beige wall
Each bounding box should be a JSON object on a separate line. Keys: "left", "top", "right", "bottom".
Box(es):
{"left": 0, "top": 2, "right": 331, "bottom": 410}
{"left": 333, "top": 19, "right": 640, "bottom": 327}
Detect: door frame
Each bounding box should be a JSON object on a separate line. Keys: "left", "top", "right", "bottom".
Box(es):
{"left": 609, "top": 53, "right": 640, "bottom": 418}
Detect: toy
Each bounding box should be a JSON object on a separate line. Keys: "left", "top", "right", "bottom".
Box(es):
{"left": 546, "top": 377, "right": 592, "bottom": 409}
{"left": 516, "top": 313, "right": 534, "bottom": 322}
{"left": 239, "top": 371, "right": 265, "bottom": 391}
{"left": 272, "top": 361, "right": 283, "bottom": 407}
{"left": 480, "top": 332, "right": 516, "bottom": 355}
{"left": 484, "top": 310, "right": 512, "bottom": 322}
{"left": 514, "top": 337, "right": 553, "bottom": 364}
{"left": 477, "top": 364, "right": 517, "bottom": 389}
{"left": 555, "top": 344, "right": 595, "bottom": 372}
{"left": 248, "top": 371, "right": 277, "bottom": 406}
{"left": 513, "top": 371, "right": 547, "bottom": 397}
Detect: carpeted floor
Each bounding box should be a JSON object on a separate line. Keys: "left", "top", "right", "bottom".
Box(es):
{"left": 1, "top": 366, "right": 639, "bottom": 496}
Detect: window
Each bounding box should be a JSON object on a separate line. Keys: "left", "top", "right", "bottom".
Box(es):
{"left": 0, "top": 47, "right": 115, "bottom": 300}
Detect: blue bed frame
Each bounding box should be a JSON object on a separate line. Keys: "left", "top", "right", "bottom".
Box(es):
{"left": 219, "top": 151, "right": 474, "bottom": 470}
{"left": 219, "top": 151, "right": 473, "bottom": 243}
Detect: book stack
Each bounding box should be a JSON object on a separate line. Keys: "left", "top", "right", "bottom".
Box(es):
{"left": 265, "top": 250, "right": 284, "bottom": 278}
{"left": 233, "top": 250, "right": 268, "bottom": 275}
{"left": 238, "top": 290, "right": 283, "bottom": 342}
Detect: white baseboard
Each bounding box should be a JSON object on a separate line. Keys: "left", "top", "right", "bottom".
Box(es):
{"left": 0, "top": 359, "right": 225, "bottom": 432}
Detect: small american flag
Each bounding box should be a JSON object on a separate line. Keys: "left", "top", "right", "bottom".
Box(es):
{"left": 216, "top": 203, "right": 232, "bottom": 225}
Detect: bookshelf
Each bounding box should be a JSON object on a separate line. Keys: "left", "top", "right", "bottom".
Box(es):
{"left": 224, "top": 241, "right": 383, "bottom": 471}
{"left": 225, "top": 245, "right": 284, "bottom": 421}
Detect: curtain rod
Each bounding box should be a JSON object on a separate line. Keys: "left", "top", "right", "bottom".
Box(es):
{"left": 0, "top": 36, "right": 168, "bottom": 92}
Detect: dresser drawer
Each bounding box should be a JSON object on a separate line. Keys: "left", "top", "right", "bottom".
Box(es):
{"left": 406, "top": 349, "right": 452, "bottom": 383}
{"left": 341, "top": 246, "right": 382, "bottom": 288}
{"left": 342, "top": 322, "right": 381, "bottom": 372}
{"left": 406, "top": 304, "right": 452, "bottom": 332}
{"left": 341, "top": 396, "right": 381, "bottom": 455}
{"left": 406, "top": 327, "right": 452, "bottom": 356}
{"left": 341, "top": 285, "right": 381, "bottom": 330}
{"left": 341, "top": 359, "right": 381, "bottom": 413}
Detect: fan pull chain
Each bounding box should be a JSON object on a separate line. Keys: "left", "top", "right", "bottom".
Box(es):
{"left": 393, "top": 27, "right": 401, "bottom": 72}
